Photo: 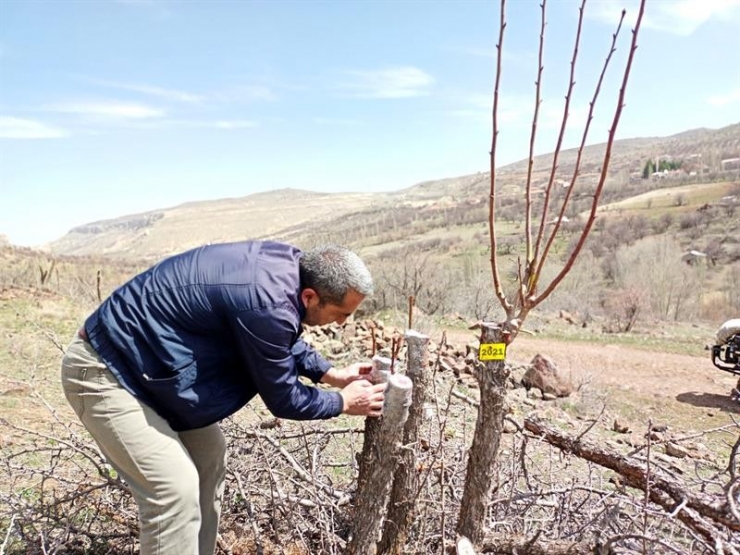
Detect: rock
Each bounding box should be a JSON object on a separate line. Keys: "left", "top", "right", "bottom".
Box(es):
{"left": 542, "top": 392, "right": 557, "bottom": 401}
{"left": 503, "top": 419, "right": 519, "bottom": 434}
{"left": 1, "top": 384, "right": 31, "bottom": 397}
{"left": 510, "top": 388, "right": 528, "bottom": 399}
{"left": 665, "top": 443, "right": 691, "bottom": 459}
{"left": 442, "top": 356, "right": 459, "bottom": 375}
{"left": 559, "top": 310, "right": 579, "bottom": 325}
{"left": 521, "top": 354, "right": 574, "bottom": 397}
{"left": 613, "top": 419, "right": 631, "bottom": 434}
{"left": 259, "top": 418, "right": 282, "bottom": 430}
{"left": 454, "top": 360, "right": 469, "bottom": 375}
{"left": 326, "top": 340, "right": 345, "bottom": 354}
{"left": 342, "top": 323, "right": 357, "bottom": 341}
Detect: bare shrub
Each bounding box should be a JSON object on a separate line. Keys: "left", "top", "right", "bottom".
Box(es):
{"left": 652, "top": 212, "right": 674, "bottom": 234}
{"left": 613, "top": 236, "right": 703, "bottom": 321}
{"left": 4, "top": 386, "right": 738, "bottom": 555}
{"left": 601, "top": 286, "right": 647, "bottom": 332}
{"left": 724, "top": 262, "right": 740, "bottom": 314}
{"left": 540, "top": 251, "right": 602, "bottom": 317}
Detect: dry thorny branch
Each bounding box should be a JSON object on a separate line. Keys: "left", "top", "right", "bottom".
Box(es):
{"left": 2, "top": 347, "right": 739, "bottom": 555}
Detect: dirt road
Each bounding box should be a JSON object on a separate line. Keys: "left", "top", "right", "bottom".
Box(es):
{"left": 505, "top": 335, "right": 740, "bottom": 429}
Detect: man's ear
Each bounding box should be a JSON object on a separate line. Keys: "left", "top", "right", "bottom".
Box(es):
{"left": 301, "top": 288, "right": 319, "bottom": 308}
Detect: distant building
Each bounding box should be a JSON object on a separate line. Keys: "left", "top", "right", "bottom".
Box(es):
{"left": 681, "top": 250, "right": 707, "bottom": 266}
{"left": 721, "top": 157, "right": 740, "bottom": 171}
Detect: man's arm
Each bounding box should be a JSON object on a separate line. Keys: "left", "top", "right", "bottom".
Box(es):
{"left": 291, "top": 338, "right": 332, "bottom": 383}
{"left": 232, "top": 308, "right": 384, "bottom": 419}
{"left": 232, "top": 307, "right": 342, "bottom": 420}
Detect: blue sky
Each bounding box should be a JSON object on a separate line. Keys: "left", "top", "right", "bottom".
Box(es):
{"left": 1, "top": 0, "right": 739, "bottom": 247}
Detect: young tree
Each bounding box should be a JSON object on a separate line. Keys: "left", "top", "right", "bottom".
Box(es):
{"left": 456, "top": 0, "right": 646, "bottom": 546}
{"left": 642, "top": 158, "right": 655, "bottom": 178}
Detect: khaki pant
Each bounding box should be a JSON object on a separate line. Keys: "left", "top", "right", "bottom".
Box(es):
{"left": 61, "top": 335, "right": 227, "bottom": 555}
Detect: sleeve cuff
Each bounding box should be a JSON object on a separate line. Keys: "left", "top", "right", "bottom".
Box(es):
{"left": 328, "top": 391, "right": 344, "bottom": 417}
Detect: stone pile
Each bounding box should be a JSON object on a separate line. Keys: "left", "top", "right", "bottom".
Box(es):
{"left": 303, "top": 319, "right": 539, "bottom": 393}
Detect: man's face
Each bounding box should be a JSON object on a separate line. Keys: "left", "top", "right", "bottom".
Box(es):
{"left": 301, "top": 288, "right": 365, "bottom": 327}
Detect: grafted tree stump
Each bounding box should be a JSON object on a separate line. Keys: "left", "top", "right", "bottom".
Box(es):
{"left": 379, "top": 330, "right": 430, "bottom": 554}
{"left": 347, "top": 372, "right": 413, "bottom": 555}
{"left": 356, "top": 355, "right": 392, "bottom": 495}
{"left": 456, "top": 323, "right": 510, "bottom": 546}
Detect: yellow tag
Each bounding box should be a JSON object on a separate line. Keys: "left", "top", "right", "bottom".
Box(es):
{"left": 478, "top": 343, "right": 506, "bottom": 361}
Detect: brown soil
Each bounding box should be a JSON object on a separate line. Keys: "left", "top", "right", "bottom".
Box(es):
{"left": 506, "top": 336, "right": 735, "bottom": 401}
{"left": 500, "top": 335, "right": 740, "bottom": 437}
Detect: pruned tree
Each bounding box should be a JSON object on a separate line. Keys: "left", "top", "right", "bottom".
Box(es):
{"left": 456, "top": 0, "right": 647, "bottom": 546}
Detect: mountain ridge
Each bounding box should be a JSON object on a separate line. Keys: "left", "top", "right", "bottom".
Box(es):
{"left": 41, "top": 121, "right": 740, "bottom": 259}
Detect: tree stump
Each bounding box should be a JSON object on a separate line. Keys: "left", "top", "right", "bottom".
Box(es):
{"left": 356, "top": 355, "right": 392, "bottom": 495}
{"left": 456, "top": 323, "right": 510, "bottom": 546}
{"left": 347, "top": 372, "right": 413, "bottom": 555}
{"left": 379, "top": 330, "right": 430, "bottom": 554}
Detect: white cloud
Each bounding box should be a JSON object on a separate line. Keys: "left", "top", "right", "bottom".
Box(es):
{"left": 313, "top": 117, "right": 363, "bottom": 126}
{"left": 88, "top": 78, "right": 276, "bottom": 104}
{"left": 213, "top": 85, "right": 277, "bottom": 103}
{"left": 452, "top": 46, "right": 496, "bottom": 59}
{"left": 446, "top": 44, "right": 531, "bottom": 64}
{"left": 161, "top": 119, "right": 258, "bottom": 130}
{"left": 213, "top": 120, "right": 257, "bottom": 129}
{"left": 0, "top": 116, "right": 67, "bottom": 139}
{"left": 708, "top": 87, "right": 740, "bottom": 106}
{"left": 90, "top": 80, "right": 204, "bottom": 103}
{"left": 589, "top": 0, "right": 740, "bottom": 36}
{"left": 338, "top": 66, "right": 434, "bottom": 99}
{"left": 47, "top": 101, "right": 164, "bottom": 119}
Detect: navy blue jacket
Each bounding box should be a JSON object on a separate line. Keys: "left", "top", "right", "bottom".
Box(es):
{"left": 83, "top": 241, "right": 343, "bottom": 431}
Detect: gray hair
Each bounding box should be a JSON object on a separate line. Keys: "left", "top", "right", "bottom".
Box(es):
{"left": 299, "top": 244, "right": 373, "bottom": 305}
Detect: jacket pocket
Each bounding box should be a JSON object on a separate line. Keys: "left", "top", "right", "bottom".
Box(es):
{"left": 140, "top": 361, "right": 199, "bottom": 409}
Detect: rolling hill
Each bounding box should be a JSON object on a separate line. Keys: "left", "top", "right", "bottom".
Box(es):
{"left": 43, "top": 122, "right": 740, "bottom": 260}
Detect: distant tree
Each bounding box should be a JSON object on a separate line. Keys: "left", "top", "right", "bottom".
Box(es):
{"left": 377, "top": 250, "right": 454, "bottom": 316}
{"left": 652, "top": 212, "right": 674, "bottom": 234}
{"left": 704, "top": 239, "right": 724, "bottom": 267}
{"left": 628, "top": 214, "right": 650, "bottom": 240}
{"left": 658, "top": 159, "right": 682, "bottom": 171}
{"left": 614, "top": 236, "right": 702, "bottom": 321}
{"left": 642, "top": 159, "right": 655, "bottom": 178}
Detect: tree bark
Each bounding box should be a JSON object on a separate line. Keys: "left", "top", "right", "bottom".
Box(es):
{"left": 379, "top": 330, "right": 430, "bottom": 554}
{"left": 456, "top": 324, "right": 510, "bottom": 546}
{"left": 347, "top": 373, "right": 413, "bottom": 555}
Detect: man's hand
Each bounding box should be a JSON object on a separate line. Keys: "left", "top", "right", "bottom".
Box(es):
{"left": 339, "top": 380, "right": 386, "bottom": 417}
{"left": 320, "top": 362, "right": 373, "bottom": 389}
